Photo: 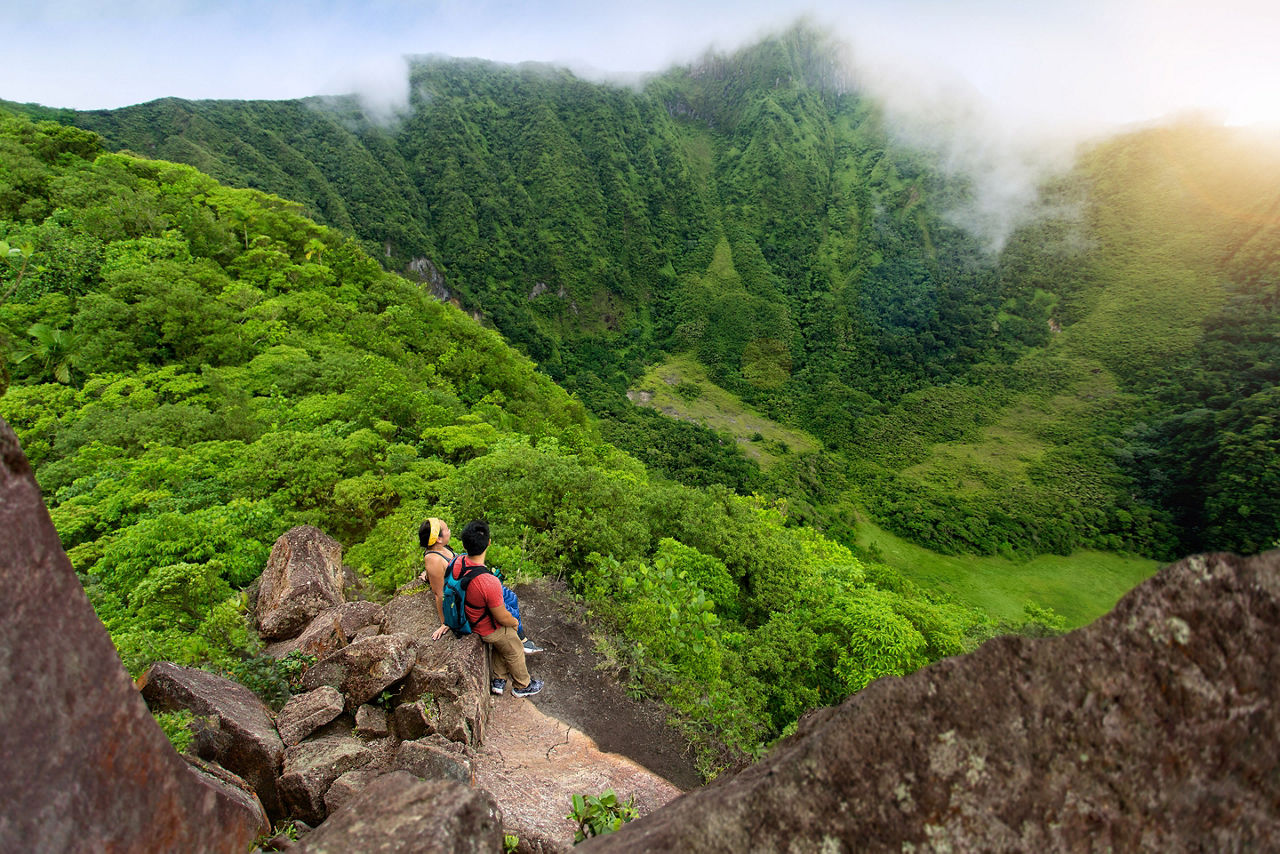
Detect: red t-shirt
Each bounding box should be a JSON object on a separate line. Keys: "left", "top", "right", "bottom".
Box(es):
{"left": 455, "top": 557, "right": 503, "bottom": 636}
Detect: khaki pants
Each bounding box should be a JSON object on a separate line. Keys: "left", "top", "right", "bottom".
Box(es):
{"left": 481, "top": 625, "right": 530, "bottom": 689}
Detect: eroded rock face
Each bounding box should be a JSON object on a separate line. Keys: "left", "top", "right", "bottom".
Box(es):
{"left": 300, "top": 633, "right": 417, "bottom": 710}
{"left": 139, "top": 661, "right": 287, "bottom": 819}
{"left": 277, "top": 687, "right": 346, "bottom": 747}
{"left": 586, "top": 550, "right": 1280, "bottom": 853}
{"left": 265, "top": 601, "right": 386, "bottom": 660}
{"left": 398, "top": 630, "right": 490, "bottom": 746}
{"left": 0, "top": 418, "right": 262, "bottom": 853}
{"left": 383, "top": 579, "right": 437, "bottom": 637}
{"left": 298, "top": 771, "right": 502, "bottom": 854}
{"left": 257, "top": 526, "right": 346, "bottom": 640}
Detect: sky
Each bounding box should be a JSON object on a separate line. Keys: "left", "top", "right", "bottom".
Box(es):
{"left": 6, "top": 0, "right": 1279, "bottom": 133}
{"left": 7, "top": 0, "right": 1277, "bottom": 250}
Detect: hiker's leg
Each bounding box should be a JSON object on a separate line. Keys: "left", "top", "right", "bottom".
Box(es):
{"left": 486, "top": 625, "right": 530, "bottom": 688}
{"left": 482, "top": 632, "right": 510, "bottom": 679}
{"left": 502, "top": 586, "right": 524, "bottom": 637}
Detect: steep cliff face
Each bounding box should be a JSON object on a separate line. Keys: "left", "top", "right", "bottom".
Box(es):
{"left": 0, "top": 416, "right": 266, "bottom": 854}
{"left": 586, "top": 549, "right": 1280, "bottom": 852}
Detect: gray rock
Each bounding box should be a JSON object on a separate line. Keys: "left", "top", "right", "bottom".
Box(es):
{"left": 584, "top": 550, "right": 1280, "bottom": 853}
{"left": 257, "top": 526, "right": 346, "bottom": 640}
{"left": 139, "top": 661, "right": 287, "bottom": 819}
{"left": 351, "top": 624, "right": 382, "bottom": 643}
{"left": 383, "top": 579, "right": 437, "bottom": 637}
{"left": 391, "top": 699, "right": 437, "bottom": 741}
{"left": 322, "top": 767, "right": 385, "bottom": 816}
{"left": 395, "top": 736, "right": 473, "bottom": 785}
{"left": 265, "top": 601, "right": 385, "bottom": 660}
{"left": 0, "top": 418, "right": 264, "bottom": 854}
{"left": 354, "top": 704, "right": 390, "bottom": 738}
{"left": 280, "top": 735, "right": 374, "bottom": 825}
{"left": 277, "top": 687, "right": 345, "bottom": 747}
{"left": 301, "top": 633, "right": 417, "bottom": 710}
{"left": 298, "top": 771, "right": 502, "bottom": 854}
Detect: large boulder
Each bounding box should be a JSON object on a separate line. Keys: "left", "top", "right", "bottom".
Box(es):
{"left": 265, "top": 601, "right": 386, "bottom": 660}
{"left": 276, "top": 687, "right": 346, "bottom": 747}
{"left": 279, "top": 735, "right": 374, "bottom": 825}
{"left": 585, "top": 550, "right": 1280, "bottom": 852}
{"left": 138, "top": 662, "right": 287, "bottom": 819}
{"left": 355, "top": 703, "right": 390, "bottom": 738}
{"left": 257, "top": 526, "right": 346, "bottom": 640}
{"left": 300, "top": 633, "right": 417, "bottom": 710}
{"left": 184, "top": 757, "right": 271, "bottom": 840}
{"left": 0, "top": 418, "right": 262, "bottom": 853}
{"left": 298, "top": 771, "right": 503, "bottom": 854}
{"left": 322, "top": 767, "right": 385, "bottom": 817}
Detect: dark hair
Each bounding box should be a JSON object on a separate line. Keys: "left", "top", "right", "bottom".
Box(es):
{"left": 460, "top": 520, "right": 490, "bottom": 557}
{"left": 417, "top": 519, "right": 433, "bottom": 550}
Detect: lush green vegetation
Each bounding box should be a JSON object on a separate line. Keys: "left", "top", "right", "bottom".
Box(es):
{"left": 5, "top": 21, "right": 1279, "bottom": 776}
{"left": 0, "top": 111, "right": 1004, "bottom": 775}
{"left": 25, "top": 27, "right": 1277, "bottom": 562}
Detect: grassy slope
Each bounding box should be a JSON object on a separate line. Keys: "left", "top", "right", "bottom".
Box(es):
{"left": 880, "top": 123, "right": 1280, "bottom": 558}
{"left": 635, "top": 353, "right": 1160, "bottom": 627}
{"left": 629, "top": 353, "right": 820, "bottom": 467}
{"left": 854, "top": 516, "right": 1159, "bottom": 627}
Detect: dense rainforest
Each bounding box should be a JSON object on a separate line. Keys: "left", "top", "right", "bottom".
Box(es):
{"left": 0, "top": 110, "right": 1014, "bottom": 774}
{"left": 15, "top": 25, "right": 1278, "bottom": 563}
{"left": 3, "top": 24, "right": 1279, "bottom": 769}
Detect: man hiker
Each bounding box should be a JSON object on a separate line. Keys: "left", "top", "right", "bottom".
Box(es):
{"left": 419, "top": 516, "right": 544, "bottom": 655}
{"left": 452, "top": 519, "right": 544, "bottom": 697}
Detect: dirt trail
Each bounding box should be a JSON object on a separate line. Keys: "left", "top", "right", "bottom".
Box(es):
{"left": 473, "top": 698, "right": 682, "bottom": 849}
{"left": 472, "top": 579, "right": 702, "bottom": 847}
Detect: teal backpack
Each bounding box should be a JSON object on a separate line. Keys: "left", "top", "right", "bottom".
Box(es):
{"left": 441, "top": 555, "right": 490, "bottom": 636}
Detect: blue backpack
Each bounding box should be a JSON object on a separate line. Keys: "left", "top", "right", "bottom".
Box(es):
{"left": 441, "top": 554, "right": 490, "bottom": 636}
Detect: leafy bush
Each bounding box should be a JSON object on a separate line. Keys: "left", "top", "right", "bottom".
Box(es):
{"left": 567, "top": 789, "right": 638, "bottom": 843}
{"left": 152, "top": 709, "right": 196, "bottom": 755}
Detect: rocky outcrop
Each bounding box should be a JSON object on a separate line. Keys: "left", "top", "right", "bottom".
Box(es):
{"left": 585, "top": 550, "right": 1280, "bottom": 852}
{"left": 300, "top": 632, "right": 417, "bottom": 710}
{"left": 0, "top": 417, "right": 263, "bottom": 854}
{"left": 265, "top": 601, "right": 385, "bottom": 660}
{"left": 355, "top": 704, "right": 390, "bottom": 738}
{"left": 297, "top": 771, "right": 503, "bottom": 854}
{"left": 323, "top": 767, "right": 384, "bottom": 816}
{"left": 256, "top": 526, "right": 346, "bottom": 640}
{"left": 139, "top": 661, "right": 287, "bottom": 819}
{"left": 280, "top": 735, "right": 375, "bottom": 825}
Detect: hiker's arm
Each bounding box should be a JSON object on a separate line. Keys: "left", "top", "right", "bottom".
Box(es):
{"left": 489, "top": 603, "right": 519, "bottom": 629}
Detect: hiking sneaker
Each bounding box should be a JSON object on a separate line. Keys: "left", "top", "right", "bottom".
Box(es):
{"left": 521, "top": 638, "right": 545, "bottom": 655}
{"left": 490, "top": 678, "right": 506, "bottom": 696}
{"left": 512, "top": 679, "right": 544, "bottom": 698}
